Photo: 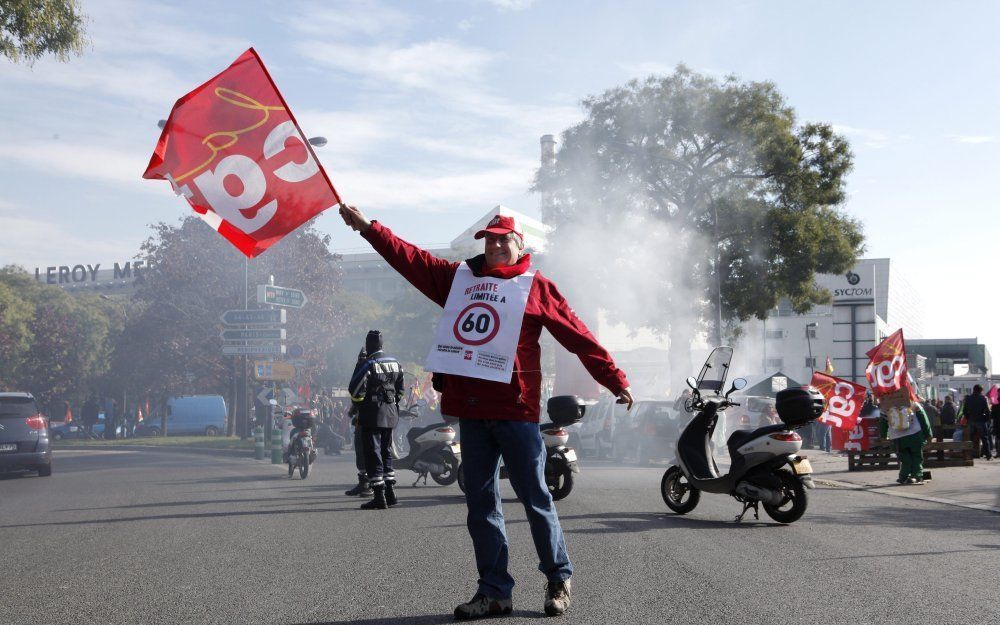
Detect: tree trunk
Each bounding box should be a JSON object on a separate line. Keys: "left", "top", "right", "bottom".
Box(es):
{"left": 667, "top": 318, "right": 693, "bottom": 396}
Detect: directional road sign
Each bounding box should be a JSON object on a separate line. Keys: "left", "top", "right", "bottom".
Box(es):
{"left": 220, "top": 328, "right": 287, "bottom": 341}
{"left": 253, "top": 361, "right": 296, "bottom": 381}
{"left": 257, "top": 285, "right": 307, "bottom": 309}
{"left": 221, "top": 309, "right": 286, "bottom": 325}
{"left": 222, "top": 344, "right": 286, "bottom": 356}
{"left": 256, "top": 387, "right": 274, "bottom": 405}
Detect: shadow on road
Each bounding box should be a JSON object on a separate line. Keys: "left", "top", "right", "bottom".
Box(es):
{"left": 809, "top": 543, "right": 1000, "bottom": 562}
{"left": 434, "top": 510, "right": 782, "bottom": 533}
{"left": 807, "top": 501, "right": 1000, "bottom": 533}
{"left": 289, "top": 609, "right": 544, "bottom": 624}
{"left": 2, "top": 493, "right": 465, "bottom": 529}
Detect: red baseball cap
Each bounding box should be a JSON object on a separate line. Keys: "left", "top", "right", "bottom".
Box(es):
{"left": 474, "top": 214, "right": 522, "bottom": 240}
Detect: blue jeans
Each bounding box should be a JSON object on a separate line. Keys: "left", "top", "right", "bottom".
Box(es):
{"left": 817, "top": 422, "right": 832, "bottom": 452}
{"left": 460, "top": 419, "right": 572, "bottom": 599}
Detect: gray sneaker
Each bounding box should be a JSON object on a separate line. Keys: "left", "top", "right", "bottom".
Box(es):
{"left": 454, "top": 593, "right": 512, "bottom": 620}
{"left": 544, "top": 579, "right": 571, "bottom": 617}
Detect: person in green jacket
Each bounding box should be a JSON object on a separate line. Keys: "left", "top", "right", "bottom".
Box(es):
{"left": 879, "top": 401, "right": 933, "bottom": 485}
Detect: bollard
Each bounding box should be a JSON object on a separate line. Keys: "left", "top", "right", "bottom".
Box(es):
{"left": 271, "top": 426, "right": 283, "bottom": 464}
{"left": 254, "top": 426, "right": 265, "bottom": 460}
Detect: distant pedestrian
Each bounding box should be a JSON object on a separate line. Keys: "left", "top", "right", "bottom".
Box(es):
{"left": 963, "top": 385, "right": 992, "bottom": 460}
{"left": 816, "top": 420, "right": 832, "bottom": 452}
{"left": 991, "top": 401, "right": 1000, "bottom": 456}
{"left": 880, "top": 401, "right": 932, "bottom": 485}
{"left": 940, "top": 395, "right": 957, "bottom": 426}
{"left": 82, "top": 395, "right": 99, "bottom": 437}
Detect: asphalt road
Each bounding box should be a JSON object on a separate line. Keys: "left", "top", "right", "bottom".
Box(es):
{"left": 1, "top": 447, "right": 997, "bottom": 625}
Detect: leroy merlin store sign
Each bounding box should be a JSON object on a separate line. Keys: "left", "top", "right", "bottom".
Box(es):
{"left": 33, "top": 261, "right": 150, "bottom": 285}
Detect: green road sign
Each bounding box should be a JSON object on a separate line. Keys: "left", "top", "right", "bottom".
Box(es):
{"left": 257, "top": 285, "right": 307, "bottom": 308}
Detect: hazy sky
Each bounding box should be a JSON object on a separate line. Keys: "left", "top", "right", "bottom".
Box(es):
{"left": 2, "top": 0, "right": 998, "bottom": 351}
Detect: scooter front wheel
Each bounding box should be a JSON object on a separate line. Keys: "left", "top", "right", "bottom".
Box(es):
{"left": 762, "top": 470, "right": 807, "bottom": 524}
{"left": 456, "top": 463, "right": 466, "bottom": 493}
{"left": 661, "top": 466, "right": 699, "bottom": 514}
{"left": 299, "top": 455, "right": 310, "bottom": 479}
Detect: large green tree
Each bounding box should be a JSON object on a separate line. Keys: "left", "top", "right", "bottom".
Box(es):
{"left": 0, "top": 0, "right": 87, "bottom": 64}
{"left": 535, "top": 66, "right": 864, "bottom": 381}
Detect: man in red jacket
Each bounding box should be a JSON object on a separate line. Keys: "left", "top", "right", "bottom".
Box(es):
{"left": 340, "top": 205, "right": 633, "bottom": 619}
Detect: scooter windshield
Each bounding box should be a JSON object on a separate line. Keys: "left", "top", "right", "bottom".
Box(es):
{"left": 696, "top": 346, "right": 733, "bottom": 395}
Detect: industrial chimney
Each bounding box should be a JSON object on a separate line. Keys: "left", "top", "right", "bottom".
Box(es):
{"left": 539, "top": 134, "right": 556, "bottom": 222}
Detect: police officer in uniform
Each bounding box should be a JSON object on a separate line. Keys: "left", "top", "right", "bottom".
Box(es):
{"left": 349, "top": 330, "right": 405, "bottom": 510}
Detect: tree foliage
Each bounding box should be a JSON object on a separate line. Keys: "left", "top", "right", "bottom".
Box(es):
{"left": 114, "top": 217, "right": 349, "bottom": 407}
{"left": 0, "top": 266, "right": 116, "bottom": 412}
{"left": 535, "top": 66, "right": 864, "bottom": 368}
{"left": 0, "top": 0, "right": 88, "bottom": 64}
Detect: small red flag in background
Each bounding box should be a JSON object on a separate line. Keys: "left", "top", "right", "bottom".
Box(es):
{"left": 143, "top": 48, "right": 341, "bottom": 258}
{"left": 810, "top": 371, "right": 866, "bottom": 431}
{"left": 865, "top": 329, "right": 909, "bottom": 398}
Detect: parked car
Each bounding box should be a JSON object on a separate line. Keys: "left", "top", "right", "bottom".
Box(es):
{"left": 50, "top": 414, "right": 128, "bottom": 440}
{"left": 135, "top": 395, "right": 227, "bottom": 436}
{"left": 726, "top": 396, "right": 778, "bottom": 433}
{"left": 612, "top": 400, "right": 686, "bottom": 465}
{"left": 0, "top": 392, "right": 52, "bottom": 476}
{"left": 574, "top": 397, "right": 627, "bottom": 458}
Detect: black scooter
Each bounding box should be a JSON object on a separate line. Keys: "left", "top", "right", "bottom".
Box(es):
{"left": 457, "top": 396, "right": 584, "bottom": 501}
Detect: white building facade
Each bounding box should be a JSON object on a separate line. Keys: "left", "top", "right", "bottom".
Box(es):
{"left": 739, "top": 258, "right": 926, "bottom": 387}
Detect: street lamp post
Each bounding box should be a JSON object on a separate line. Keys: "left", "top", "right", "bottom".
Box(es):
{"left": 101, "top": 295, "right": 128, "bottom": 437}
{"left": 806, "top": 322, "right": 818, "bottom": 375}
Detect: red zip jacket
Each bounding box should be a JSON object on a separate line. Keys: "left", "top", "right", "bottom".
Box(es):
{"left": 362, "top": 221, "right": 630, "bottom": 423}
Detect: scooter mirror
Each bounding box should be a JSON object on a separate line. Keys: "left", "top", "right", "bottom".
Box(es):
{"left": 686, "top": 376, "right": 698, "bottom": 390}
{"left": 726, "top": 378, "right": 747, "bottom": 397}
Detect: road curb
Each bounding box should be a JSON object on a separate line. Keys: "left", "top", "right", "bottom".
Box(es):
{"left": 53, "top": 444, "right": 253, "bottom": 459}
{"left": 814, "top": 477, "right": 1000, "bottom": 514}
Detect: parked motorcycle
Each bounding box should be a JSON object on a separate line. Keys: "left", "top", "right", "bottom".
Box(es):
{"left": 391, "top": 400, "right": 462, "bottom": 487}
{"left": 456, "top": 395, "right": 585, "bottom": 501}
{"left": 660, "top": 347, "right": 822, "bottom": 523}
{"left": 286, "top": 409, "right": 317, "bottom": 479}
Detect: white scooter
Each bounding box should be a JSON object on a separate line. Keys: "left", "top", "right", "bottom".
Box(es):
{"left": 391, "top": 400, "right": 462, "bottom": 487}
{"left": 660, "top": 347, "right": 823, "bottom": 523}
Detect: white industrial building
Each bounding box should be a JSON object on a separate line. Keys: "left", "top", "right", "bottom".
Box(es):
{"left": 739, "top": 258, "right": 926, "bottom": 387}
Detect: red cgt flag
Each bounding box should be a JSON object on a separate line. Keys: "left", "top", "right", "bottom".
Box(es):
{"left": 143, "top": 48, "right": 341, "bottom": 258}
{"left": 865, "top": 329, "right": 909, "bottom": 398}
{"left": 810, "top": 372, "right": 866, "bottom": 431}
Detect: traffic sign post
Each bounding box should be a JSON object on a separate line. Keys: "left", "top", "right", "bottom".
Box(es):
{"left": 221, "top": 328, "right": 286, "bottom": 341}
{"left": 222, "top": 344, "right": 286, "bottom": 356}
{"left": 257, "top": 285, "right": 307, "bottom": 309}
{"left": 221, "top": 309, "right": 286, "bottom": 325}
{"left": 253, "top": 361, "right": 296, "bottom": 381}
